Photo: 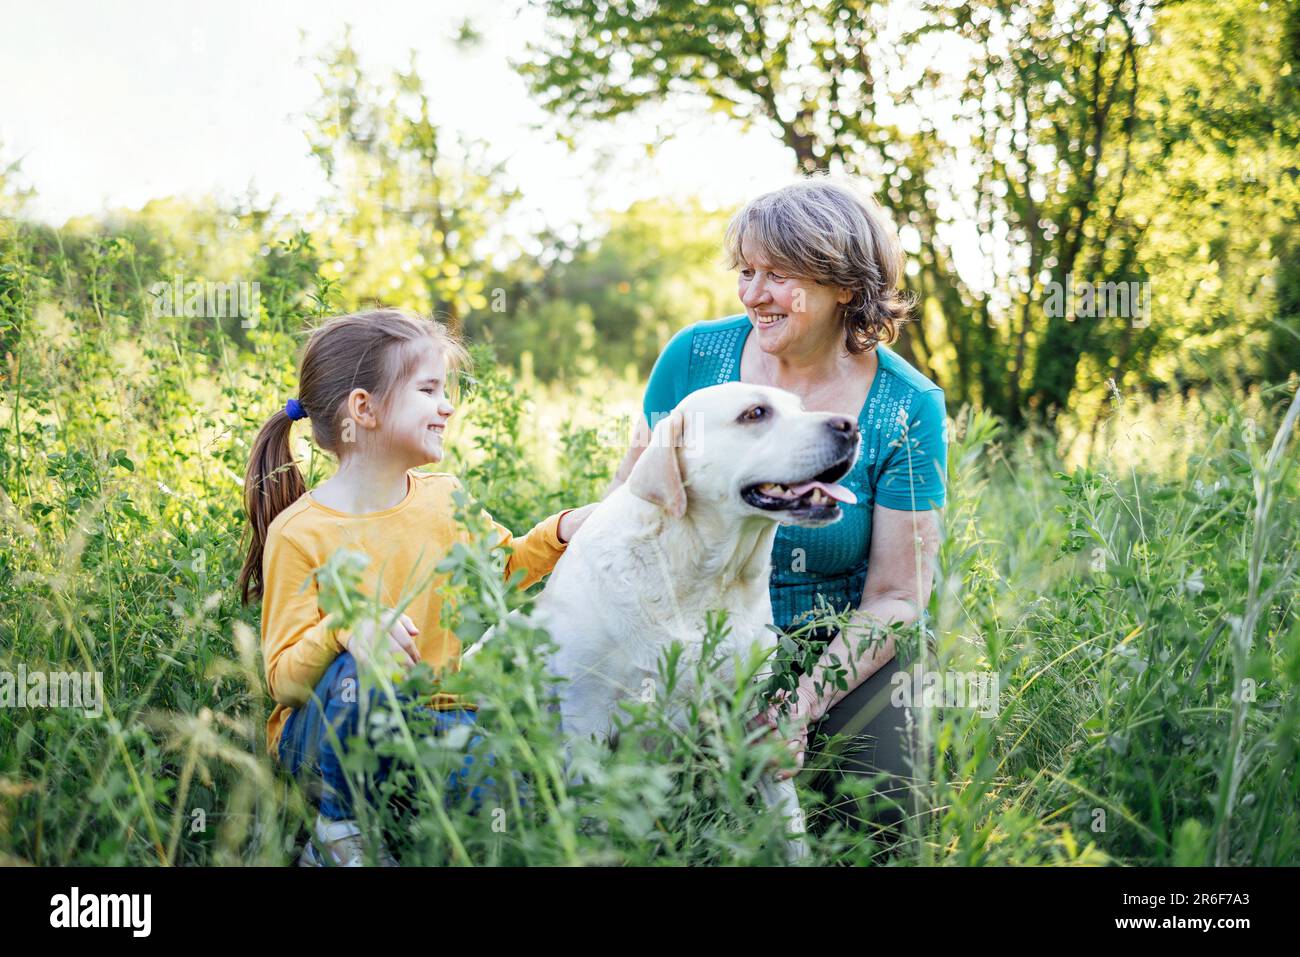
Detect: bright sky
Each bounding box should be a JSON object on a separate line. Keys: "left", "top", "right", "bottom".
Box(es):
{"left": 0, "top": 0, "right": 796, "bottom": 228}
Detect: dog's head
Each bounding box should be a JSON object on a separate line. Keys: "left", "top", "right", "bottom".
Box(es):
{"left": 627, "top": 382, "right": 860, "bottom": 527}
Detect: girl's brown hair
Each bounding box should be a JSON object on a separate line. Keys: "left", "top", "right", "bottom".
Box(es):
{"left": 238, "top": 308, "right": 469, "bottom": 604}
{"left": 723, "top": 174, "right": 914, "bottom": 354}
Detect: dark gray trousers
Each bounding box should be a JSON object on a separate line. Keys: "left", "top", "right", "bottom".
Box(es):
{"left": 801, "top": 649, "right": 927, "bottom": 838}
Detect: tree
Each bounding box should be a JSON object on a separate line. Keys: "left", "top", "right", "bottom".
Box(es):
{"left": 1266, "top": 0, "right": 1300, "bottom": 385}
{"left": 305, "top": 29, "right": 518, "bottom": 325}
{"left": 517, "top": 0, "right": 937, "bottom": 374}
{"left": 468, "top": 197, "right": 737, "bottom": 380}
{"left": 519, "top": 0, "right": 1300, "bottom": 425}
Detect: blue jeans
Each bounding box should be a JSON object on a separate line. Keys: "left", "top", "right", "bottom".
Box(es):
{"left": 277, "top": 651, "right": 501, "bottom": 821}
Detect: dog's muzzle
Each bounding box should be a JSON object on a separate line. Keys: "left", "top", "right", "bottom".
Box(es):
{"left": 740, "top": 418, "right": 860, "bottom": 523}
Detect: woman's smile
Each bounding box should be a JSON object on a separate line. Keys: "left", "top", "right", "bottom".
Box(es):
{"left": 751, "top": 308, "right": 803, "bottom": 351}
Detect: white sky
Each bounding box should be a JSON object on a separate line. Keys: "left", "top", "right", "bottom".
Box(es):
{"left": 0, "top": 0, "right": 796, "bottom": 228}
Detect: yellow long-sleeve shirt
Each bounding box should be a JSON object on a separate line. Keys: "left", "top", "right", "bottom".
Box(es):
{"left": 259, "top": 468, "right": 571, "bottom": 756}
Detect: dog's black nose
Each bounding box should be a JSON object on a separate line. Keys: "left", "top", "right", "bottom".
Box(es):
{"left": 826, "top": 415, "right": 855, "bottom": 436}
{"left": 826, "top": 415, "right": 857, "bottom": 454}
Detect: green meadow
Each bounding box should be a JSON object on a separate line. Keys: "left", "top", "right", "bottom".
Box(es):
{"left": 1, "top": 0, "right": 1298, "bottom": 865}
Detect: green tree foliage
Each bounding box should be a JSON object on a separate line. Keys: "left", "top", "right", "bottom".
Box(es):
{"left": 1262, "top": 0, "right": 1300, "bottom": 385}
{"left": 467, "top": 198, "right": 737, "bottom": 380}
{"left": 304, "top": 28, "right": 518, "bottom": 324}
{"left": 519, "top": 0, "right": 1300, "bottom": 424}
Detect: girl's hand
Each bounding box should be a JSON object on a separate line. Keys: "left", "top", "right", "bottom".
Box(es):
{"left": 343, "top": 609, "right": 421, "bottom": 672}
{"left": 558, "top": 503, "right": 598, "bottom": 543}
{"left": 751, "top": 685, "right": 821, "bottom": 780}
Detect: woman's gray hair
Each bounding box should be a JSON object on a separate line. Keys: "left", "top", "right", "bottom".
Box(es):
{"left": 723, "top": 175, "right": 914, "bottom": 354}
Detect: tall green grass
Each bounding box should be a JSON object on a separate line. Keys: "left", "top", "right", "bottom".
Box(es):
{"left": 1, "top": 219, "right": 1296, "bottom": 865}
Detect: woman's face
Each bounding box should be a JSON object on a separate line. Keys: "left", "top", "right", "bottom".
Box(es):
{"left": 737, "top": 251, "right": 851, "bottom": 358}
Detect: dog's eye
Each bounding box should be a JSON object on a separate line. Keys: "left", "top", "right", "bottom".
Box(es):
{"left": 739, "top": 405, "right": 770, "bottom": 423}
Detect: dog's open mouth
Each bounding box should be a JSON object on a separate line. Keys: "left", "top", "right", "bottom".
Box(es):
{"left": 741, "top": 455, "right": 857, "bottom": 517}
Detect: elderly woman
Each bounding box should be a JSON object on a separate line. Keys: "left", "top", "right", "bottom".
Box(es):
{"left": 612, "top": 177, "right": 947, "bottom": 837}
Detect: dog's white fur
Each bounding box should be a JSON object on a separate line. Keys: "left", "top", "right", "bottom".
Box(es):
{"left": 470, "top": 382, "right": 860, "bottom": 860}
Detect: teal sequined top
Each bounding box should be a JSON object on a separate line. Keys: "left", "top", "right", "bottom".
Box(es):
{"left": 642, "top": 314, "right": 948, "bottom": 631}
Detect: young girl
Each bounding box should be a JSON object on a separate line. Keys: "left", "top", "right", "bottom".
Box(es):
{"left": 238, "top": 308, "right": 593, "bottom": 866}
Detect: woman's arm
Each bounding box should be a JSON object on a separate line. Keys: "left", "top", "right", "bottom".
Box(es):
{"left": 793, "top": 383, "right": 948, "bottom": 715}
{"left": 799, "top": 504, "right": 942, "bottom": 721}
{"left": 761, "top": 504, "right": 941, "bottom": 777}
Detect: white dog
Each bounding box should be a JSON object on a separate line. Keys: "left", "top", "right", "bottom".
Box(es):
{"left": 524, "top": 381, "right": 861, "bottom": 861}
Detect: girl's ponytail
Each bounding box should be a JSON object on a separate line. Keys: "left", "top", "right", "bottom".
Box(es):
{"left": 238, "top": 408, "right": 306, "bottom": 604}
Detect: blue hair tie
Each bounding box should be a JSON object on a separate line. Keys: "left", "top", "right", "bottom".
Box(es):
{"left": 285, "top": 398, "right": 307, "bottom": 421}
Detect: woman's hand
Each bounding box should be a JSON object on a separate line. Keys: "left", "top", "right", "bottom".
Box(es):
{"left": 752, "top": 683, "right": 822, "bottom": 780}
{"left": 343, "top": 609, "right": 421, "bottom": 673}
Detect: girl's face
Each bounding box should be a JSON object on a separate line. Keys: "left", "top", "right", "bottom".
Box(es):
{"left": 737, "top": 250, "right": 850, "bottom": 358}
{"left": 382, "top": 342, "right": 455, "bottom": 467}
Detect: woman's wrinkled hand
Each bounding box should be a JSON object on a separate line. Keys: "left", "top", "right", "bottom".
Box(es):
{"left": 751, "top": 684, "right": 821, "bottom": 780}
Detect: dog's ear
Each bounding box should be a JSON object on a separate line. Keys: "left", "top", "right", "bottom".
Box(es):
{"left": 627, "top": 410, "right": 687, "bottom": 518}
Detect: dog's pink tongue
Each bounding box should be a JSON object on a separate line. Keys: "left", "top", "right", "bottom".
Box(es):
{"left": 787, "top": 480, "right": 857, "bottom": 505}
